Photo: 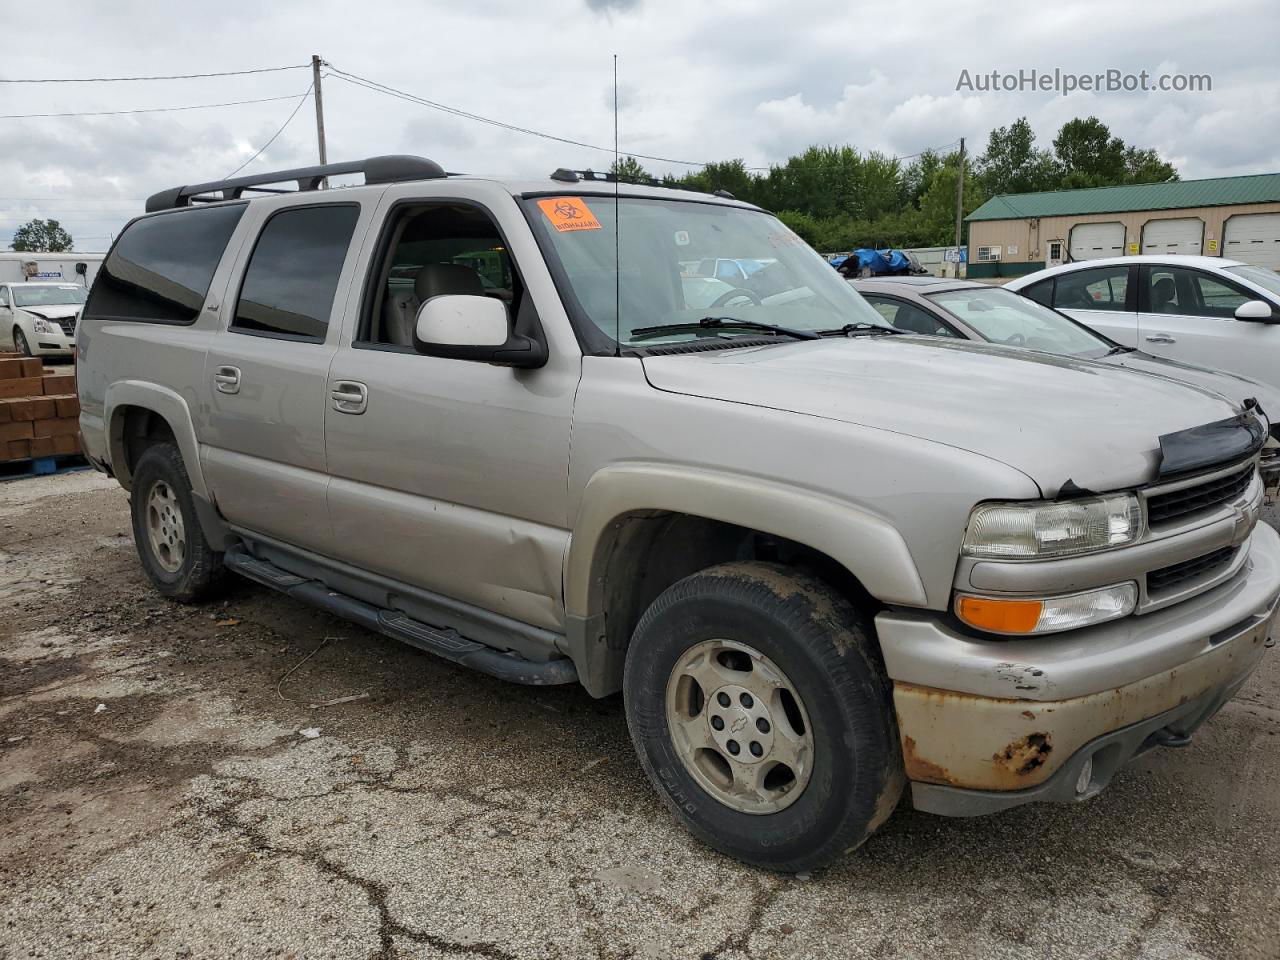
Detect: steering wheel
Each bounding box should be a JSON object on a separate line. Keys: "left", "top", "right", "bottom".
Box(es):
{"left": 711, "top": 287, "right": 762, "bottom": 308}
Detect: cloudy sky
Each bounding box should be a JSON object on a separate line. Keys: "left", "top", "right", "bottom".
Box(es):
{"left": 2, "top": 0, "right": 1276, "bottom": 250}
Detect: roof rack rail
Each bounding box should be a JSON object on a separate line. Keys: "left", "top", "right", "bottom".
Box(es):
{"left": 548, "top": 168, "right": 736, "bottom": 201}
{"left": 145, "top": 154, "right": 447, "bottom": 212}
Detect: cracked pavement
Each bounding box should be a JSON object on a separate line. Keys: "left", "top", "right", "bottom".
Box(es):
{"left": 2, "top": 471, "right": 1280, "bottom": 959}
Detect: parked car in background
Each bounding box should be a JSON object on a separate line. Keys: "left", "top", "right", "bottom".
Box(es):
{"left": 78, "top": 156, "right": 1280, "bottom": 872}
{"left": 0, "top": 281, "right": 86, "bottom": 357}
{"left": 1005, "top": 256, "right": 1280, "bottom": 390}
{"left": 853, "top": 276, "right": 1280, "bottom": 497}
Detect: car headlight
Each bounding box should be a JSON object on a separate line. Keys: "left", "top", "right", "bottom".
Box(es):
{"left": 956, "top": 582, "right": 1138, "bottom": 635}
{"left": 31, "top": 317, "right": 52, "bottom": 334}
{"left": 962, "top": 493, "right": 1143, "bottom": 559}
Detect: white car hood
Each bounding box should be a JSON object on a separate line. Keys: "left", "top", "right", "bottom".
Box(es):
{"left": 20, "top": 304, "right": 80, "bottom": 321}
{"left": 641, "top": 336, "right": 1245, "bottom": 496}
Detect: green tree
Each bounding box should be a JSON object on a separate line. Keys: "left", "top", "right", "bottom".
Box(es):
{"left": 918, "top": 152, "right": 986, "bottom": 246}
{"left": 977, "top": 118, "right": 1060, "bottom": 196}
{"left": 1053, "top": 117, "right": 1127, "bottom": 187}
{"left": 12, "top": 218, "right": 73, "bottom": 252}
{"left": 609, "top": 156, "right": 652, "bottom": 182}
{"left": 1122, "top": 146, "right": 1178, "bottom": 184}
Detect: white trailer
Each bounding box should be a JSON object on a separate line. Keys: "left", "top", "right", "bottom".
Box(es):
{"left": 0, "top": 252, "right": 104, "bottom": 288}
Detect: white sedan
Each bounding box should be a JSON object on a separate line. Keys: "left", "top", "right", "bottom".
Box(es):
{"left": 0, "top": 281, "right": 86, "bottom": 357}
{"left": 1006, "top": 256, "right": 1280, "bottom": 389}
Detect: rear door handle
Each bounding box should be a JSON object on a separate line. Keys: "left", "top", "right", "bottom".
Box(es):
{"left": 1144, "top": 334, "right": 1177, "bottom": 344}
{"left": 331, "top": 380, "right": 368, "bottom": 415}
{"left": 213, "top": 365, "right": 241, "bottom": 394}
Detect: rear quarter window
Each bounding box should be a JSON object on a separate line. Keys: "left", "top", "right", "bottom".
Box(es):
{"left": 85, "top": 204, "right": 245, "bottom": 324}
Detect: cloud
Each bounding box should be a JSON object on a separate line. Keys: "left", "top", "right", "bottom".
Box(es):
{"left": 585, "top": 0, "right": 640, "bottom": 12}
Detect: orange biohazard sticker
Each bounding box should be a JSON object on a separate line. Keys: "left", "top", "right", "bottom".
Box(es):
{"left": 537, "top": 196, "right": 602, "bottom": 232}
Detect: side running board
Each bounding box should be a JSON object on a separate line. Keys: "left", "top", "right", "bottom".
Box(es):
{"left": 225, "top": 546, "right": 578, "bottom": 687}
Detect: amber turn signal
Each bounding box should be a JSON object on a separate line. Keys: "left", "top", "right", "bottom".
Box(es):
{"left": 955, "top": 595, "right": 1044, "bottom": 634}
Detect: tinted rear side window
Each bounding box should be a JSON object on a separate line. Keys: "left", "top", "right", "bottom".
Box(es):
{"left": 85, "top": 204, "right": 244, "bottom": 324}
{"left": 1022, "top": 279, "right": 1053, "bottom": 307}
{"left": 232, "top": 205, "right": 360, "bottom": 340}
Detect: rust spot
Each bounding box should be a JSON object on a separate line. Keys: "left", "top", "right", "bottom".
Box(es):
{"left": 994, "top": 732, "right": 1053, "bottom": 776}
{"left": 902, "top": 735, "right": 955, "bottom": 785}
{"left": 1021, "top": 710, "right": 1036, "bottom": 720}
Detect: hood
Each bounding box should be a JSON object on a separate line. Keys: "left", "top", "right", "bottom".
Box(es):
{"left": 641, "top": 336, "right": 1246, "bottom": 497}
{"left": 1102, "top": 350, "right": 1280, "bottom": 429}
{"left": 20, "top": 305, "right": 80, "bottom": 320}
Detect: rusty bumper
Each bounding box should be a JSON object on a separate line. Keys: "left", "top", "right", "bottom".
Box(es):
{"left": 875, "top": 523, "right": 1280, "bottom": 816}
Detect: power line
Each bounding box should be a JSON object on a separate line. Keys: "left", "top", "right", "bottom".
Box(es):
{"left": 0, "top": 64, "right": 309, "bottom": 84}
{"left": 0, "top": 92, "right": 310, "bottom": 120}
{"left": 224, "top": 82, "right": 315, "bottom": 178}
{"left": 325, "top": 65, "right": 960, "bottom": 172}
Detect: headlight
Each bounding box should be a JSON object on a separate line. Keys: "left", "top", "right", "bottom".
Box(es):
{"left": 31, "top": 317, "right": 52, "bottom": 334}
{"left": 956, "top": 582, "right": 1138, "bottom": 635}
{"left": 963, "top": 493, "right": 1143, "bottom": 559}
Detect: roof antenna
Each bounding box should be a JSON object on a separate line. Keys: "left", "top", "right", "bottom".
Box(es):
{"left": 613, "top": 53, "right": 621, "bottom": 356}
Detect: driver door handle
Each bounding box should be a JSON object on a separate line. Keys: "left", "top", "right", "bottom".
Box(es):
{"left": 331, "top": 380, "right": 368, "bottom": 415}
{"left": 1145, "top": 334, "right": 1176, "bottom": 344}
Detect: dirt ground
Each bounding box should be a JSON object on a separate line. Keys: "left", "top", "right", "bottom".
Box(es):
{"left": 2, "top": 470, "right": 1279, "bottom": 960}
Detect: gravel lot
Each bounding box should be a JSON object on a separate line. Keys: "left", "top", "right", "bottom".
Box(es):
{"left": 2, "top": 470, "right": 1279, "bottom": 960}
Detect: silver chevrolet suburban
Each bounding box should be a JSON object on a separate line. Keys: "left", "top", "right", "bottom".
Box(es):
{"left": 77, "top": 156, "right": 1280, "bottom": 871}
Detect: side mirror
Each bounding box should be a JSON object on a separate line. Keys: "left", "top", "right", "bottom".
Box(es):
{"left": 1235, "top": 299, "right": 1277, "bottom": 322}
{"left": 414, "top": 295, "right": 547, "bottom": 368}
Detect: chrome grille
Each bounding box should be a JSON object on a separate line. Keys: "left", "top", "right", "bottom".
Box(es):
{"left": 56, "top": 317, "right": 76, "bottom": 336}
{"left": 1146, "top": 464, "right": 1253, "bottom": 525}
{"left": 1147, "top": 546, "right": 1236, "bottom": 595}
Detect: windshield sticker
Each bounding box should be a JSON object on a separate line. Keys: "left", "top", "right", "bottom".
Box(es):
{"left": 673, "top": 230, "right": 690, "bottom": 246}
{"left": 537, "top": 197, "right": 602, "bottom": 232}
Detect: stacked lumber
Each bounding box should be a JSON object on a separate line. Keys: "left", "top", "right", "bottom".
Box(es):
{"left": 0, "top": 354, "right": 81, "bottom": 462}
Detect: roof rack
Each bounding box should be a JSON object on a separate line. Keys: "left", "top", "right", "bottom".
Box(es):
{"left": 145, "top": 154, "right": 447, "bottom": 212}
{"left": 548, "top": 168, "right": 735, "bottom": 200}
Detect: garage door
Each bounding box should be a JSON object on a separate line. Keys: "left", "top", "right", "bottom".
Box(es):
{"left": 1224, "top": 213, "right": 1280, "bottom": 270}
{"left": 1141, "top": 217, "right": 1203, "bottom": 256}
{"left": 1069, "top": 222, "right": 1125, "bottom": 261}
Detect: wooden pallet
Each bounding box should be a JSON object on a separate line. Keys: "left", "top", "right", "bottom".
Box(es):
{"left": 0, "top": 453, "right": 89, "bottom": 480}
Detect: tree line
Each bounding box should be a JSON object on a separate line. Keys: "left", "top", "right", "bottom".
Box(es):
{"left": 611, "top": 116, "right": 1177, "bottom": 252}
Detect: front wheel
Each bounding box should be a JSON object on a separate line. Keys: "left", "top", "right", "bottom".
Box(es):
{"left": 624, "top": 562, "right": 904, "bottom": 872}
{"left": 13, "top": 327, "right": 32, "bottom": 357}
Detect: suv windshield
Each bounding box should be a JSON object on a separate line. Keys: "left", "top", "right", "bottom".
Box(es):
{"left": 13, "top": 285, "right": 87, "bottom": 307}
{"left": 926, "top": 286, "right": 1112, "bottom": 357}
{"left": 523, "top": 195, "right": 888, "bottom": 347}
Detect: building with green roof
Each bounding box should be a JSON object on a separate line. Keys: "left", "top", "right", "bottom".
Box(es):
{"left": 964, "top": 173, "right": 1280, "bottom": 278}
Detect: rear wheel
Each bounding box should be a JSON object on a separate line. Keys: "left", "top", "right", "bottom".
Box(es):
{"left": 13, "top": 327, "right": 31, "bottom": 356}
{"left": 624, "top": 562, "right": 904, "bottom": 872}
{"left": 129, "top": 441, "right": 226, "bottom": 602}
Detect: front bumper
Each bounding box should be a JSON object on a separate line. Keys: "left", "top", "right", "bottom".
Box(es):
{"left": 876, "top": 522, "right": 1280, "bottom": 815}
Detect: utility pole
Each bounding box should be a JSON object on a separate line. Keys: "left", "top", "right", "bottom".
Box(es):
{"left": 953, "top": 137, "right": 965, "bottom": 278}
{"left": 311, "top": 55, "right": 328, "bottom": 185}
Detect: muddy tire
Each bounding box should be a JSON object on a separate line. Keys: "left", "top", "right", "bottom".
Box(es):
{"left": 129, "top": 441, "right": 226, "bottom": 602}
{"left": 624, "top": 561, "right": 904, "bottom": 872}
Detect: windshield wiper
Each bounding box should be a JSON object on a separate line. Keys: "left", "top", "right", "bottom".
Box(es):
{"left": 629, "top": 316, "right": 821, "bottom": 342}
{"left": 1105, "top": 344, "right": 1137, "bottom": 355}
{"left": 816, "top": 322, "right": 906, "bottom": 337}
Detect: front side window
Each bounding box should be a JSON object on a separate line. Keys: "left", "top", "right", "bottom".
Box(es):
{"left": 361, "top": 202, "right": 520, "bottom": 348}
{"left": 85, "top": 204, "right": 245, "bottom": 324}
{"left": 1142, "top": 266, "right": 1256, "bottom": 319}
{"left": 523, "top": 195, "right": 888, "bottom": 347}
{"left": 13, "top": 285, "right": 87, "bottom": 307}
{"left": 232, "top": 205, "right": 360, "bottom": 340}
{"left": 1053, "top": 266, "right": 1128, "bottom": 312}
{"left": 862, "top": 295, "right": 958, "bottom": 337}
{"left": 1225, "top": 264, "right": 1280, "bottom": 300}
{"left": 1191, "top": 274, "right": 1251, "bottom": 316}
{"left": 929, "top": 286, "right": 1111, "bottom": 357}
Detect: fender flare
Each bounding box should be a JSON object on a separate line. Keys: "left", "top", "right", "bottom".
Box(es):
{"left": 104, "top": 380, "right": 206, "bottom": 495}
{"left": 564, "top": 462, "right": 929, "bottom": 620}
